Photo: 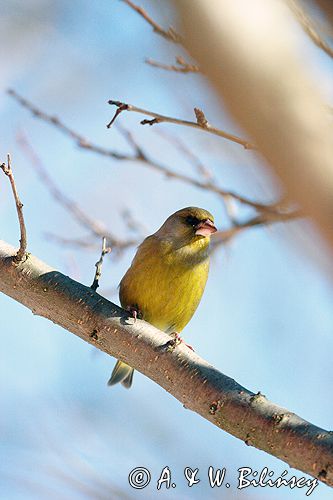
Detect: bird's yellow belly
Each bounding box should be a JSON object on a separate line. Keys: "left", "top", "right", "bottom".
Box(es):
{"left": 119, "top": 258, "right": 209, "bottom": 333}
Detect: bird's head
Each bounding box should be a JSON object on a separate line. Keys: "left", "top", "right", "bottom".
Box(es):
{"left": 155, "top": 207, "right": 217, "bottom": 253}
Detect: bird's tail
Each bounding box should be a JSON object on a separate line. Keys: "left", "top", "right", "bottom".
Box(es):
{"left": 108, "top": 360, "right": 134, "bottom": 389}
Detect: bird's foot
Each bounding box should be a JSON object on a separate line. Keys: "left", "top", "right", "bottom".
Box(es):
{"left": 171, "top": 332, "right": 195, "bottom": 351}
{"left": 126, "top": 304, "right": 142, "bottom": 322}
{"left": 162, "top": 332, "right": 195, "bottom": 353}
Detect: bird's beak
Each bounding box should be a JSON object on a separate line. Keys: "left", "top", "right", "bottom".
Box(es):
{"left": 195, "top": 219, "right": 217, "bottom": 237}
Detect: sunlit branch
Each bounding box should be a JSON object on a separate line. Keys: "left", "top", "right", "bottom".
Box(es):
{"left": 1, "top": 154, "right": 27, "bottom": 262}
{"left": 10, "top": 90, "right": 273, "bottom": 213}
{"left": 90, "top": 237, "right": 111, "bottom": 291}
{"left": 0, "top": 240, "right": 331, "bottom": 488}
{"left": 107, "top": 99, "right": 256, "bottom": 150}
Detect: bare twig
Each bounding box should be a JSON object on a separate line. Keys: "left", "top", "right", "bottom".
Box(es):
{"left": 0, "top": 239, "right": 332, "bottom": 489}
{"left": 16, "top": 132, "right": 138, "bottom": 253}
{"left": 9, "top": 90, "right": 274, "bottom": 212}
{"left": 121, "top": 0, "right": 183, "bottom": 44}
{"left": 107, "top": 99, "right": 256, "bottom": 150}
{"left": 154, "top": 128, "right": 214, "bottom": 180}
{"left": 10, "top": 90, "right": 303, "bottom": 242}
{"left": 44, "top": 233, "right": 102, "bottom": 250}
{"left": 120, "top": 207, "right": 148, "bottom": 235}
{"left": 13, "top": 109, "right": 302, "bottom": 251}
{"left": 44, "top": 209, "right": 303, "bottom": 253}
{"left": 0, "top": 155, "right": 27, "bottom": 262}
{"left": 288, "top": 0, "right": 333, "bottom": 59}
{"left": 91, "top": 237, "right": 111, "bottom": 291}
{"left": 8, "top": 89, "right": 128, "bottom": 161}
{"left": 145, "top": 56, "right": 200, "bottom": 73}
{"left": 211, "top": 208, "right": 304, "bottom": 249}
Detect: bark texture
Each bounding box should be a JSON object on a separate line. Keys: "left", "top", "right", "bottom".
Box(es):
{"left": 0, "top": 240, "right": 332, "bottom": 487}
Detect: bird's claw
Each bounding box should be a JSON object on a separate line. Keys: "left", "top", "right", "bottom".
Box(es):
{"left": 160, "top": 332, "right": 195, "bottom": 353}
{"left": 170, "top": 332, "right": 195, "bottom": 351}
{"left": 126, "top": 305, "right": 142, "bottom": 323}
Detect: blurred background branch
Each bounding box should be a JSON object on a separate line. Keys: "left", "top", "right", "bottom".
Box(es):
{"left": 288, "top": 0, "right": 333, "bottom": 58}
{"left": 177, "top": 0, "right": 333, "bottom": 258}
{"left": 10, "top": 90, "right": 302, "bottom": 255}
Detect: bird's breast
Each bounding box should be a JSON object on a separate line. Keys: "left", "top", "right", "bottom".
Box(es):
{"left": 119, "top": 240, "right": 209, "bottom": 333}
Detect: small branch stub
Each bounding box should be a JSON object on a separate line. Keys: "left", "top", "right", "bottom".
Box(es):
{"left": 106, "top": 101, "right": 129, "bottom": 128}
{"left": 90, "top": 237, "right": 111, "bottom": 291}
{"left": 194, "top": 107, "right": 208, "bottom": 127}
{"left": 1, "top": 154, "right": 27, "bottom": 262}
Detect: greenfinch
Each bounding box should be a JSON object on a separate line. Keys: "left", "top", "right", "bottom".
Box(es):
{"left": 108, "top": 207, "right": 217, "bottom": 388}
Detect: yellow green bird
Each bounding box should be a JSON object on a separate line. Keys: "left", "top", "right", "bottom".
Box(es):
{"left": 108, "top": 206, "right": 217, "bottom": 388}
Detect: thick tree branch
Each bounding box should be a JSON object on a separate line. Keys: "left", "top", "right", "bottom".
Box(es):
{"left": 0, "top": 239, "right": 332, "bottom": 488}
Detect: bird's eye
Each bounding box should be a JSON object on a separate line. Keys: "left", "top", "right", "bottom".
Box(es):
{"left": 185, "top": 215, "right": 200, "bottom": 227}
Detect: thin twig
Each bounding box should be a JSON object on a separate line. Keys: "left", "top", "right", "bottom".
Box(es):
{"left": 10, "top": 91, "right": 302, "bottom": 234}
{"left": 288, "top": 0, "right": 333, "bottom": 59}
{"left": 9, "top": 90, "right": 274, "bottom": 212}
{"left": 107, "top": 99, "right": 256, "bottom": 150}
{"left": 7, "top": 89, "right": 128, "bottom": 161}
{"left": 121, "top": 0, "right": 183, "bottom": 44}
{"left": 44, "top": 233, "right": 102, "bottom": 250}
{"left": 0, "top": 154, "right": 27, "bottom": 262}
{"left": 154, "top": 128, "right": 214, "bottom": 180}
{"left": 120, "top": 207, "right": 148, "bottom": 235}
{"left": 145, "top": 56, "right": 200, "bottom": 73}
{"left": 91, "top": 237, "right": 111, "bottom": 291}
{"left": 17, "top": 132, "right": 138, "bottom": 252}
{"left": 211, "top": 209, "right": 304, "bottom": 249}
{"left": 44, "top": 209, "right": 303, "bottom": 253}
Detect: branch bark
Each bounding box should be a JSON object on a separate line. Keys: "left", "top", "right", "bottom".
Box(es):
{"left": 0, "top": 239, "right": 332, "bottom": 488}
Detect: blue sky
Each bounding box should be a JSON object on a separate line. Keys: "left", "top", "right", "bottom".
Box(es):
{"left": 1, "top": 1, "right": 333, "bottom": 498}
